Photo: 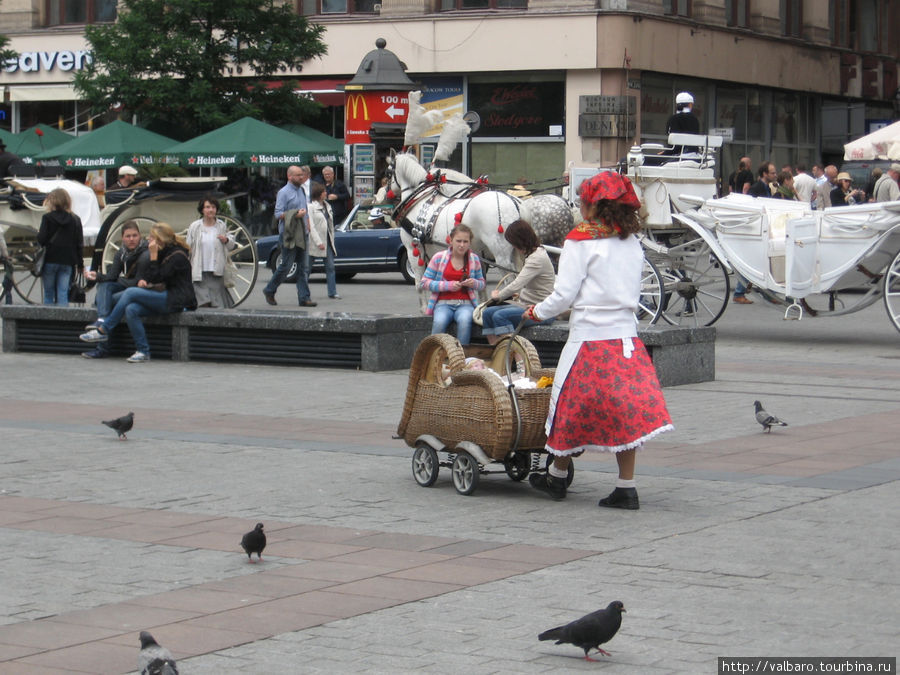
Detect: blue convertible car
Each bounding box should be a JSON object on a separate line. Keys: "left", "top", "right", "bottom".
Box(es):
{"left": 256, "top": 203, "right": 414, "bottom": 284}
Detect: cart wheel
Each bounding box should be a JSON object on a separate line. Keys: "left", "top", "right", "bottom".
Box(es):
{"left": 504, "top": 451, "right": 531, "bottom": 482}
{"left": 885, "top": 248, "right": 900, "bottom": 335}
{"left": 658, "top": 238, "right": 730, "bottom": 327}
{"left": 412, "top": 443, "right": 440, "bottom": 487}
{"left": 451, "top": 451, "right": 480, "bottom": 495}
{"left": 544, "top": 455, "right": 575, "bottom": 487}
{"left": 637, "top": 255, "right": 665, "bottom": 325}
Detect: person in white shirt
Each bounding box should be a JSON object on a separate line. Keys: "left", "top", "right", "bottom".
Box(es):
{"left": 792, "top": 163, "right": 816, "bottom": 206}
{"left": 525, "top": 171, "right": 673, "bottom": 509}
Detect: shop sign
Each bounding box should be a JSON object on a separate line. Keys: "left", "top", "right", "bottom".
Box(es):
{"left": 344, "top": 92, "right": 410, "bottom": 144}
{"left": 468, "top": 81, "right": 564, "bottom": 138}
{"left": 578, "top": 114, "right": 636, "bottom": 138}
{"left": 4, "top": 50, "right": 92, "bottom": 74}
{"left": 579, "top": 95, "right": 636, "bottom": 115}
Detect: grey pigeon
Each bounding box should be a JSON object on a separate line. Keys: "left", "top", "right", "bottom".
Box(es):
{"left": 241, "top": 522, "right": 266, "bottom": 562}
{"left": 138, "top": 631, "right": 178, "bottom": 675}
{"left": 754, "top": 400, "right": 788, "bottom": 433}
{"left": 538, "top": 600, "right": 625, "bottom": 661}
{"left": 102, "top": 411, "right": 134, "bottom": 440}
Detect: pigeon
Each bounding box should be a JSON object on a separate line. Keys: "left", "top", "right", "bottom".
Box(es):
{"left": 138, "top": 631, "right": 178, "bottom": 675}
{"left": 240, "top": 522, "right": 266, "bottom": 563}
{"left": 102, "top": 412, "right": 134, "bottom": 440}
{"left": 754, "top": 400, "right": 788, "bottom": 433}
{"left": 538, "top": 600, "right": 625, "bottom": 661}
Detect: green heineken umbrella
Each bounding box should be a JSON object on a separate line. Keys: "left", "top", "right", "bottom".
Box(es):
{"left": 166, "top": 117, "right": 326, "bottom": 168}
{"left": 279, "top": 123, "right": 343, "bottom": 166}
{"left": 35, "top": 120, "right": 179, "bottom": 170}
{"left": 0, "top": 128, "right": 17, "bottom": 149}
{"left": 10, "top": 124, "right": 73, "bottom": 165}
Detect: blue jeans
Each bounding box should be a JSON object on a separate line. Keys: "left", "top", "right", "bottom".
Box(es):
{"left": 312, "top": 246, "right": 337, "bottom": 297}
{"left": 264, "top": 233, "right": 311, "bottom": 303}
{"left": 96, "top": 280, "right": 128, "bottom": 318}
{"left": 104, "top": 286, "right": 169, "bottom": 355}
{"left": 42, "top": 263, "right": 72, "bottom": 306}
{"left": 734, "top": 277, "right": 748, "bottom": 297}
{"left": 432, "top": 301, "right": 475, "bottom": 345}
{"left": 480, "top": 303, "right": 554, "bottom": 336}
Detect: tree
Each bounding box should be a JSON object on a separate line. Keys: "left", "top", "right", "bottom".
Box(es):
{"left": 74, "top": 0, "right": 328, "bottom": 137}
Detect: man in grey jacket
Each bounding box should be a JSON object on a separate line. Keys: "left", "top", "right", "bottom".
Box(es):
{"left": 81, "top": 220, "right": 150, "bottom": 358}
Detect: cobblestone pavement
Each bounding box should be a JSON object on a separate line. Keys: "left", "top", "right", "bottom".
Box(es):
{"left": 0, "top": 296, "right": 898, "bottom": 673}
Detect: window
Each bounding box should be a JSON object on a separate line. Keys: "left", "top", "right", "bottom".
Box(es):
{"left": 665, "top": 0, "right": 691, "bottom": 17}
{"left": 781, "top": 0, "right": 802, "bottom": 38}
{"left": 299, "top": 0, "right": 379, "bottom": 14}
{"left": 46, "top": 0, "right": 116, "bottom": 25}
{"left": 830, "top": 0, "right": 894, "bottom": 52}
{"left": 726, "top": 0, "right": 750, "bottom": 28}
{"left": 440, "top": 0, "right": 527, "bottom": 9}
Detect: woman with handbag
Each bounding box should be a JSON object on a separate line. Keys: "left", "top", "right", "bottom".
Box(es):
{"left": 186, "top": 195, "right": 235, "bottom": 308}
{"left": 37, "top": 188, "right": 84, "bottom": 306}
{"left": 79, "top": 223, "right": 196, "bottom": 363}
{"left": 479, "top": 219, "right": 556, "bottom": 345}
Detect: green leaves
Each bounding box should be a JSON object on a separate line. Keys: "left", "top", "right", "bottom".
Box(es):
{"left": 74, "top": 0, "right": 327, "bottom": 136}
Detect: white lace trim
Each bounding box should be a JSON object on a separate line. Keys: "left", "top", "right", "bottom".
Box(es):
{"left": 546, "top": 424, "right": 675, "bottom": 456}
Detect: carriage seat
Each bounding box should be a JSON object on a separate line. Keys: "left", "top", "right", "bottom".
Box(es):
{"left": 764, "top": 205, "right": 807, "bottom": 285}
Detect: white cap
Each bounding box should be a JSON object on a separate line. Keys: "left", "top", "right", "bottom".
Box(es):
{"left": 118, "top": 165, "right": 138, "bottom": 176}
{"left": 368, "top": 207, "right": 384, "bottom": 220}
{"left": 675, "top": 92, "right": 694, "bottom": 105}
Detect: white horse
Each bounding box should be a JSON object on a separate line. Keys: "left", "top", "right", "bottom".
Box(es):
{"left": 385, "top": 151, "right": 574, "bottom": 311}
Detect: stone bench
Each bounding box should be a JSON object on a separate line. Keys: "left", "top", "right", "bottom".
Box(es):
{"left": 1, "top": 305, "right": 714, "bottom": 384}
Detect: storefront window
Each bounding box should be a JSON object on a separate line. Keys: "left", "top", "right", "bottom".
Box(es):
{"left": 472, "top": 141, "right": 562, "bottom": 188}
{"left": 440, "top": 0, "right": 527, "bottom": 9}
{"left": 46, "top": 0, "right": 117, "bottom": 25}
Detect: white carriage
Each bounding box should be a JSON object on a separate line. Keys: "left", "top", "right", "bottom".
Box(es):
{"left": 676, "top": 193, "right": 900, "bottom": 332}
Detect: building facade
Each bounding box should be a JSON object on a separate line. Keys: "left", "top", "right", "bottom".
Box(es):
{"left": 2, "top": 0, "right": 898, "bottom": 184}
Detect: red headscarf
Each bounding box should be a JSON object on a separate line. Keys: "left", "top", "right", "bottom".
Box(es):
{"left": 567, "top": 171, "right": 641, "bottom": 241}
{"left": 578, "top": 171, "right": 641, "bottom": 209}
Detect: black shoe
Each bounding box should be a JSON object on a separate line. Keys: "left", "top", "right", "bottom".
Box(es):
{"left": 529, "top": 472, "right": 567, "bottom": 500}
{"left": 264, "top": 293, "right": 277, "bottom": 306}
{"left": 598, "top": 487, "right": 639, "bottom": 510}
{"left": 299, "top": 300, "right": 317, "bottom": 307}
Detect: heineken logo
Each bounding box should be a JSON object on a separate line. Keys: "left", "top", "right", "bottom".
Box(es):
{"left": 64, "top": 156, "right": 116, "bottom": 167}
{"left": 253, "top": 153, "right": 306, "bottom": 164}
{"left": 187, "top": 155, "right": 237, "bottom": 165}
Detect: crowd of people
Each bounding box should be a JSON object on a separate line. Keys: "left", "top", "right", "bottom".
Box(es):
{"left": 59, "top": 162, "right": 349, "bottom": 362}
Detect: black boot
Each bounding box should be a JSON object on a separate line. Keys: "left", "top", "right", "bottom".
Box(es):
{"left": 598, "top": 487, "right": 639, "bottom": 510}
{"left": 529, "top": 472, "right": 567, "bottom": 501}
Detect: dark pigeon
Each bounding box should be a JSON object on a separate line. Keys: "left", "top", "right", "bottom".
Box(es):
{"left": 102, "top": 411, "right": 134, "bottom": 440}
{"left": 138, "top": 631, "right": 178, "bottom": 675}
{"left": 538, "top": 600, "right": 625, "bottom": 661}
{"left": 754, "top": 400, "right": 788, "bottom": 433}
{"left": 241, "top": 522, "right": 266, "bottom": 563}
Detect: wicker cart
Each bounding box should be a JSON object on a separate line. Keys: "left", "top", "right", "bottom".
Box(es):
{"left": 397, "top": 333, "right": 572, "bottom": 495}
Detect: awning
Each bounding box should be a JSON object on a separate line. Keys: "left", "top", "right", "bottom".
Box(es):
{"left": 8, "top": 85, "right": 79, "bottom": 102}
{"left": 263, "top": 78, "right": 348, "bottom": 107}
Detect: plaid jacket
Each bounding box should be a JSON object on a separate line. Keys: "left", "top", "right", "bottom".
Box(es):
{"left": 419, "top": 248, "right": 485, "bottom": 316}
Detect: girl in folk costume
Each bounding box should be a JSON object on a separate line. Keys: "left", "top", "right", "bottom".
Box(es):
{"left": 419, "top": 223, "right": 485, "bottom": 345}
{"left": 525, "top": 171, "right": 673, "bottom": 509}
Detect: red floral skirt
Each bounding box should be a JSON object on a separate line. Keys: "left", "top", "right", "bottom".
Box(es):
{"left": 546, "top": 338, "right": 673, "bottom": 455}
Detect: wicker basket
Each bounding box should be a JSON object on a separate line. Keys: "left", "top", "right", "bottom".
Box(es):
{"left": 397, "top": 333, "right": 555, "bottom": 459}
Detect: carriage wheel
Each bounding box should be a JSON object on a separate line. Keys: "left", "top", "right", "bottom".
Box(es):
{"left": 100, "top": 215, "right": 258, "bottom": 308}
{"left": 451, "top": 451, "right": 480, "bottom": 495}
{"left": 637, "top": 256, "right": 665, "bottom": 325}
{"left": 219, "top": 216, "right": 258, "bottom": 308}
{"left": 412, "top": 443, "right": 440, "bottom": 487}
{"left": 8, "top": 236, "right": 44, "bottom": 305}
{"left": 884, "top": 248, "right": 900, "bottom": 335}
{"left": 658, "top": 238, "right": 730, "bottom": 327}
{"left": 504, "top": 451, "right": 531, "bottom": 481}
